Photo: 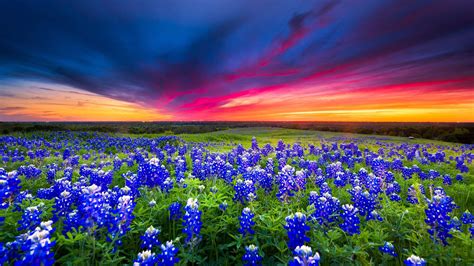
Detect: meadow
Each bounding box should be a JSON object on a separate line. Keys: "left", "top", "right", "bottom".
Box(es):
{"left": 0, "top": 127, "right": 473, "bottom": 265}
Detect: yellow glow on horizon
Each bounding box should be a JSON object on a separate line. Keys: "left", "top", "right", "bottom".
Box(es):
{"left": 1, "top": 80, "right": 473, "bottom": 122}
{"left": 0, "top": 82, "right": 171, "bottom": 121}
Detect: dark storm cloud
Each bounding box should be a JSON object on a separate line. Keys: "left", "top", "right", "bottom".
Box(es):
{"left": 0, "top": 0, "right": 473, "bottom": 114}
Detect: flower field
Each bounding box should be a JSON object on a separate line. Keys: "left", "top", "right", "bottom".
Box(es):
{"left": 0, "top": 128, "right": 473, "bottom": 265}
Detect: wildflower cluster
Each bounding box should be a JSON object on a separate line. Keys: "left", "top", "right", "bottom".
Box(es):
{"left": 284, "top": 212, "right": 311, "bottom": 250}
{"left": 242, "top": 245, "right": 262, "bottom": 266}
{"left": 289, "top": 245, "right": 320, "bottom": 266}
{"left": 169, "top": 202, "right": 182, "bottom": 221}
{"left": 424, "top": 187, "right": 457, "bottom": 245}
{"left": 308, "top": 191, "right": 340, "bottom": 227}
{"left": 404, "top": 255, "right": 426, "bottom": 266}
{"left": 182, "top": 198, "right": 202, "bottom": 244}
{"left": 239, "top": 207, "right": 255, "bottom": 236}
{"left": 340, "top": 204, "right": 360, "bottom": 235}
{"left": 234, "top": 179, "right": 256, "bottom": 204}
{"left": 141, "top": 226, "right": 161, "bottom": 250}
{"left": 379, "top": 242, "right": 397, "bottom": 257}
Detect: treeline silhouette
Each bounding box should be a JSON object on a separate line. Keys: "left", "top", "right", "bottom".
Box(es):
{"left": 1, "top": 121, "right": 473, "bottom": 144}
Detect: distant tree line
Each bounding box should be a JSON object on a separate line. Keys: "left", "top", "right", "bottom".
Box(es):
{"left": 0, "top": 121, "right": 473, "bottom": 144}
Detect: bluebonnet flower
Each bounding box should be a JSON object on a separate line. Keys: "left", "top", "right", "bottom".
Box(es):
{"left": 461, "top": 210, "right": 473, "bottom": 237}
{"left": 425, "top": 188, "right": 457, "bottom": 245}
{"left": 379, "top": 242, "right": 397, "bottom": 257}
{"left": 368, "top": 174, "right": 383, "bottom": 195}
{"left": 251, "top": 136, "right": 259, "bottom": 150}
{"left": 349, "top": 187, "right": 381, "bottom": 221}
{"left": 19, "top": 220, "right": 56, "bottom": 266}
{"left": 1, "top": 170, "right": 21, "bottom": 209}
{"left": 334, "top": 171, "right": 347, "bottom": 188}
{"left": 18, "top": 205, "right": 43, "bottom": 231}
{"left": 46, "top": 168, "right": 56, "bottom": 184}
{"left": 455, "top": 157, "right": 469, "bottom": 173}
{"left": 182, "top": 198, "right": 202, "bottom": 244}
{"left": 428, "top": 169, "right": 440, "bottom": 180}
{"left": 108, "top": 195, "right": 136, "bottom": 246}
{"left": 284, "top": 212, "right": 311, "bottom": 250}
{"left": 134, "top": 250, "right": 157, "bottom": 266}
{"left": 63, "top": 148, "right": 71, "bottom": 160}
{"left": 367, "top": 210, "right": 383, "bottom": 222}
{"left": 222, "top": 162, "right": 237, "bottom": 184}
{"left": 242, "top": 245, "right": 262, "bottom": 266}
{"left": 113, "top": 157, "right": 123, "bottom": 171}
{"left": 234, "top": 179, "right": 256, "bottom": 204}
{"left": 78, "top": 184, "right": 111, "bottom": 231}
{"left": 0, "top": 242, "right": 7, "bottom": 265}
{"left": 161, "top": 177, "right": 174, "bottom": 193}
{"left": 219, "top": 201, "right": 228, "bottom": 211}
{"left": 402, "top": 167, "right": 413, "bottom": 180}
{"left": 11, "top": 190, "right": 33, "bottom": 212}
{"left": 141, "top": 225, "right": 161, "bottom": 250}
{"left": 157, "top": 241, "right": 180, "bottom": 266}
{"left": 294, "top": 170, "right": 307, "bottom": 191}
{"left": 3, "top": 232, "right": 29, "bottom": 262}
{"left": 52, "top": 190, "right": 74, "bottom": 222}
{"left": 89, "top": 170, "right": 114, "bottom": 191}
{"left": 63, "top": 209, "right": 80, "bottom": 234}
{"left": 385, "top": 171, "right": 395, "bottom": 183}
{"left": 340, "top": 204, "right": 360, "bottom": 235}
{"left": 18, "top": 165, "right": 42, "bottom": 179}
{"left": 70, "top": 155, "right": 80, "bottom": 167}
{"left": 308, "top": 191, "right": 340, "bottom": 227}
{"left": 239, "top": 207, "right": 255, "bottom": 236}
{"left": 169, "top": 202, "right": 182, "bottom": 221}
{"left": 461, "top": 210, "right": 473, "bottom": 224}
{"left": 370, "top": 156, "right": 387, "bottom": 177}
{"left": 404, "top": 255, "right": 426, "bottom": 265}
{"left": 391, "top": 159, "right": 403, "bottom": 171}
{"left": 289, "top": 245, "right": 320, "bottom": 266}
{"left": 451, "top": 217, "right": 462, "bottom": 231}
{"left": 138, "top": 158, "right": 171, "bottom": 191}
{"left": 277, "top": 165, "right": 298, "bottom": 202}
{"left": 319, "top": 182, "right": 332, "bottom": 194}
{"left": 442, "top": 174, "right": 452, "bottom": 185}
{"left": 406, "top": 185, "right": 418, "bottom": 204}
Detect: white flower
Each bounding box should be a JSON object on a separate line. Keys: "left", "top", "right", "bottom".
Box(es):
{"left": 186, "top": 198, "right": 199, "bottom": 209}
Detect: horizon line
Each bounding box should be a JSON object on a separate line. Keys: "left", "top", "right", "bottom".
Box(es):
{"left": 1, "top": 120, "right": 473, "bottom": 124}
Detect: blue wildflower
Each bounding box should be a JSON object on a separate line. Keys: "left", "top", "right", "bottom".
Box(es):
{"left": 404, "top": 255, "right": 426, "bottom": 266}
{"left": 239, "top": 207, "right": 255, "bottom": 236}
{"left": 340, "top": 204, "right": 360, "bottom": 235}
{"left": 284, "top": 212, "right": 310, "bottom": 250}
{"left": 182, "top": 198, "right": 202, "bottom": 244}
{"left": 157, "top": 241, "right": 179, "bottom": 266}
{"left": 134, "top": 250, "right": 157, "bottom": 266}
{"left": 424, "top": 188, "right": 457, "bottom": 245}
{"left": 140, "top": 226, "right": 161, "bottom": 250}
{"left": 19, "top": 220, "right": 56, "bottom": 266}
{"left": 169, "top": 202, "right": 182, "bottom": 221}
{"left": 242, "top": 245, "right": 262, "bottom": 266}
{"left": 18, "top": 205, "right": 43, "bottom": 231}
{"left": 379, "top": 242, "right": 397, "bottom": 257}
{"left": 289, "top": 245, "right": 320, "bottom": 266}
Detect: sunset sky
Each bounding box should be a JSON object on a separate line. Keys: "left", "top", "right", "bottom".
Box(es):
{"left": 0, "top": 0, "right": 473, "bottom": 122}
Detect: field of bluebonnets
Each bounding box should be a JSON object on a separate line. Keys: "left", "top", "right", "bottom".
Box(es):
{"left": 0, "top": 127, "right": 473, "bottom": 265}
